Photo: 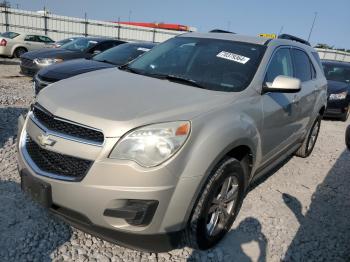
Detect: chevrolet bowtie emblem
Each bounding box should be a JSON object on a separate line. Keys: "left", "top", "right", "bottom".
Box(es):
{"left": 37, "top": 134, "right": 56, "bottom": 147}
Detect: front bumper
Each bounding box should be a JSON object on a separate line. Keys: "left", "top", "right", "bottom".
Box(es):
{"left": 17, "top": 113, "right": 202, "bottom": 251}
{"left": 324, "top": 98, "right": 349, "bottom": 117}
{"left": 20, "top": 58, "right": 45, "bottom": 77}
{"left": 20, "top": 169, "right": 182, "bottom": 252}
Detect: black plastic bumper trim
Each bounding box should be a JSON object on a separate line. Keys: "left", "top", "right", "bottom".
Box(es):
{"left": 50, "top": 207, "right": 183, "bottom": 252}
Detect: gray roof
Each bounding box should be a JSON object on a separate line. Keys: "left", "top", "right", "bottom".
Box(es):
{"left": 179, "top": 32, "right": 269, "bottom": 45}
{"left": 179, "top": 32, "right": 315, "bottom": 51}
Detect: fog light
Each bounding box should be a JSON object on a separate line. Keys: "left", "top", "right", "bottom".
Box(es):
{"left": 103, "top": 200, "right": 158, "bottom": 226}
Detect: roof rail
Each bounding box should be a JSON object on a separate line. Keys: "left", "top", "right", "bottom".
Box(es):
{"left": 209, "top": 29, "right": 236, "bottom": 34}
{"left": 278, "top": 34, "right": 311, "bottom": 46}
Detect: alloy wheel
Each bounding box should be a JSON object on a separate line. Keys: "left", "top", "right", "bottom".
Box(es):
{"left": 206, "top": 176, "right": 239, "bottom": 237}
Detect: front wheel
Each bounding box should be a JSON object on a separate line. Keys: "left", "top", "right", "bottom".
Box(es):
{"left": 295, "top": 115, "right": 321, "bottom": 158}
{"left": 183, "top": 157, "right": 245, "bottom": 250}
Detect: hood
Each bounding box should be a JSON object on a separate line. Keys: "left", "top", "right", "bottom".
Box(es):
{"left": 37, "top": 68, "right": 234, "bottom": 137}
{"left": 327, "top": 80, "right": 350, "bottom": 94}
{"left": 38, "top": 59, "right": 114, "bottom": 82}
{"left": 21, "top": 48, "right": 84, "bottom": 60}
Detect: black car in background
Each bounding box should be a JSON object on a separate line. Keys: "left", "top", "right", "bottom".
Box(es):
{"left": 20, "top": 37, "right": 125, "bottom": 76}
{"left": 322, "top": 60, "right": 350, "bottom": 121}
{"left": 34, "top": 42, "right": 156, "bottom": 94}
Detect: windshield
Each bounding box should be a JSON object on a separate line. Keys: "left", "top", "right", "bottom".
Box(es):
{"left": 1, "top": 31, "right": 19, "bottom": 39}
{"left": 323, "top": 63, "right": 350, "bottom": 84}
{"left": 93, "top": 43, "right": 153, "bottom": 65}
{"left": 61, "top": 38, "right": 98, "bottom": 52}
{"left": 57, "top": 38, "right": 75, "bottom": 46}
{"left": 127, "top": 37, "right": 266, "bottom": 92}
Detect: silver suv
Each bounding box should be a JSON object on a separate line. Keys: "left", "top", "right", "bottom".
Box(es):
{"left": 17, "top": 32, "right": 327, "bottom": 251}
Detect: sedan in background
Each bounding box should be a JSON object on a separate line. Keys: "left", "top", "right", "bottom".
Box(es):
{"left": 51, "top": 37, "right": 81, "bottom": 48}
{"left": 20, "top": 37, "right": 125, "bottom": 76}
{"left": 34, "top": 42, "right": 155, "bottom": 94}
{"left": 322, "top": 60, "right": 350, "bottom": 121}
{"left": 0, "top": 31, "right": 54, "bottom": 58}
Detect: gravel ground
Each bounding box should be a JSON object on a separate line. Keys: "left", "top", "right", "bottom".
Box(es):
{"left": 1, "top": 58, "right": 350, "bottom": 262}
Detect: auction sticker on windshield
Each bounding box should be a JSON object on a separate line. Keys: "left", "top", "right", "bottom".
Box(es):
{"left": 216, "top": 51, "right": 250, "bottom": 64}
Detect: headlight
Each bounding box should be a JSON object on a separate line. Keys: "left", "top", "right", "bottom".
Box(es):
{"left": 33, "top": 58, "right": 63, "bottom": 66}
{"left": 109, "top": 121, "right": 191, "bottom": 167}
{"left": 329, "top": 91, "right": 348, "bottom": 100}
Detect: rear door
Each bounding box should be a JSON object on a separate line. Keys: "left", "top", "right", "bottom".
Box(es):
{"left": 23, "top": 35, "right": 43, "bottom": 51}
{"left": 260, "top": 47, "right": 300, "bottom": 163}
{"left": 291, "top": 48, "right": 317, "bottom": 137}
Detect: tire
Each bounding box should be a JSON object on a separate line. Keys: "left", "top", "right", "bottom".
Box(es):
{"left": 295, "top": 115, "right": 321, "bottom": 158}
{"left": 183, "top": 157, "right": 245, "bottom": 250}
{"left": 346, "top": 125, "right": 350, "bottom": 150}
{"left": 340, "top": 106, "right": 350, "bottom": 122}
{"left": 13, "top": 47, "right": 27, "bottom": 58}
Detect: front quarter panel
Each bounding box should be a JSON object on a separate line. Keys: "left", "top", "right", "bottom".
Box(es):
{"left": 161, "top": 93, "right": 263, "bottom": 230}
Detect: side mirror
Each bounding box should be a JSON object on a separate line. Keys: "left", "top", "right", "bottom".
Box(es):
{"left": 263, "top": 75, "right": 301, "bottom": 93}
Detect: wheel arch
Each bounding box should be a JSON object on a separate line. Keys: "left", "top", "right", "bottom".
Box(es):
{"left": 182, "top": 140, "right": 256, "bottom": 228}
{"left": 12, "top": 45, "right": 28, "bottom": 57}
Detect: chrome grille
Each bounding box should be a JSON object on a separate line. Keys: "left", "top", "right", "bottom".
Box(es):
{"left": 32, "top": 105, "right": 104, "bottom": 144}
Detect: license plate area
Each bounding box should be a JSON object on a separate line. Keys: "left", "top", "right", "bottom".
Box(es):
{"left": 21, "top": 171, "right": 52, "bottom": 208}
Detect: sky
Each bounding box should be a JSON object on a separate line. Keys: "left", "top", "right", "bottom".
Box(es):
{"left": 7, "top": 0, "right": 350, "bottom": 48}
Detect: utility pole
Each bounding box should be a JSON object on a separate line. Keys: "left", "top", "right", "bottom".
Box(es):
{"left": 307, "top": 12, "right": 318, "bottom": 42}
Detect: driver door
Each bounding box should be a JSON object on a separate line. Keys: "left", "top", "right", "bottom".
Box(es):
{"left": 260, "top": 47, "right": 301, "bottom": 164}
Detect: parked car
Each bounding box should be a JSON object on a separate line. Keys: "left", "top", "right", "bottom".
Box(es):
{"left": 322, "top": 60, "right": 350, "bottom": 121}
{"left": 0, "top": 31, "right": 54, "bottom": 58}
{"left": 20, "top": 37, "right": 126, "bottom": 76}
{"left": 17, "top": 32, "right": 327, "bottom": 252}
{"left": 33, "top": 42, "right": 156, "bottom": 94}
{"left": 51, "top": 37, "right": 81, "bottom": 48}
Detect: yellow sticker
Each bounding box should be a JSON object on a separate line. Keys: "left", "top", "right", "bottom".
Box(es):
{"left": 259, "top": 33, "right": 277, "bottom": 39}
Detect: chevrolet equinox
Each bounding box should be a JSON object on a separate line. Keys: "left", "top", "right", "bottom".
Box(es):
{"left": 17, "top": 32, "right": 327, "bottom": 252}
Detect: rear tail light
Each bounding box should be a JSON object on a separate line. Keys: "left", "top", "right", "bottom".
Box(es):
{"left": 0, "top": 39, "right": 7, "bottom": 46}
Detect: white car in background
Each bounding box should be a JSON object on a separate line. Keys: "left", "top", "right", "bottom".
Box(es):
{"left": 0, "top": 31, "right": 54, "bottom": 58}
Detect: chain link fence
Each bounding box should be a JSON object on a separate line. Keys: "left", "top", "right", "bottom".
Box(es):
{"left": 0, "top": 7, "right": 183, "bottom": 42}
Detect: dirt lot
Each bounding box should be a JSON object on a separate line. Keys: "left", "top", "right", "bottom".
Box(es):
{"left": 1, "top": 58, "right": 350, "bottom": 262}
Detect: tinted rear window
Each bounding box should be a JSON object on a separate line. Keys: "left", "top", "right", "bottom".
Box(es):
{"left": 1, "top": 32, "right": 19, "bottom": 39}
{"left": 292, "top": 49, "right": 313, "bottom": 82}
{"left": 312, "top": 52, "right": 323, "bottom": 72}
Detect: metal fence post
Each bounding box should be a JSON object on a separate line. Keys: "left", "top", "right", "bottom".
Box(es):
{"left": 84, "top": 13, "right": 88, "bottom": 37}
{"left": 44, "top": 14, "right": 48, "bottom": 35}
{"left": 117, "top": 17, "right": 120, "bottom": 40}
{"left": 4, "top": 5, "right": 9, "bottom": 31}
{"left": 152, "top": 29, "right": 156, "bottom": 43}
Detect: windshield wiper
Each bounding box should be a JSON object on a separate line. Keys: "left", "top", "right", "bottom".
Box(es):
{"left": 160, "top": 74, "right": 207, "bottom": 89}
{"left": 118, "top": 64, "right": 143, "bottom": 74}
